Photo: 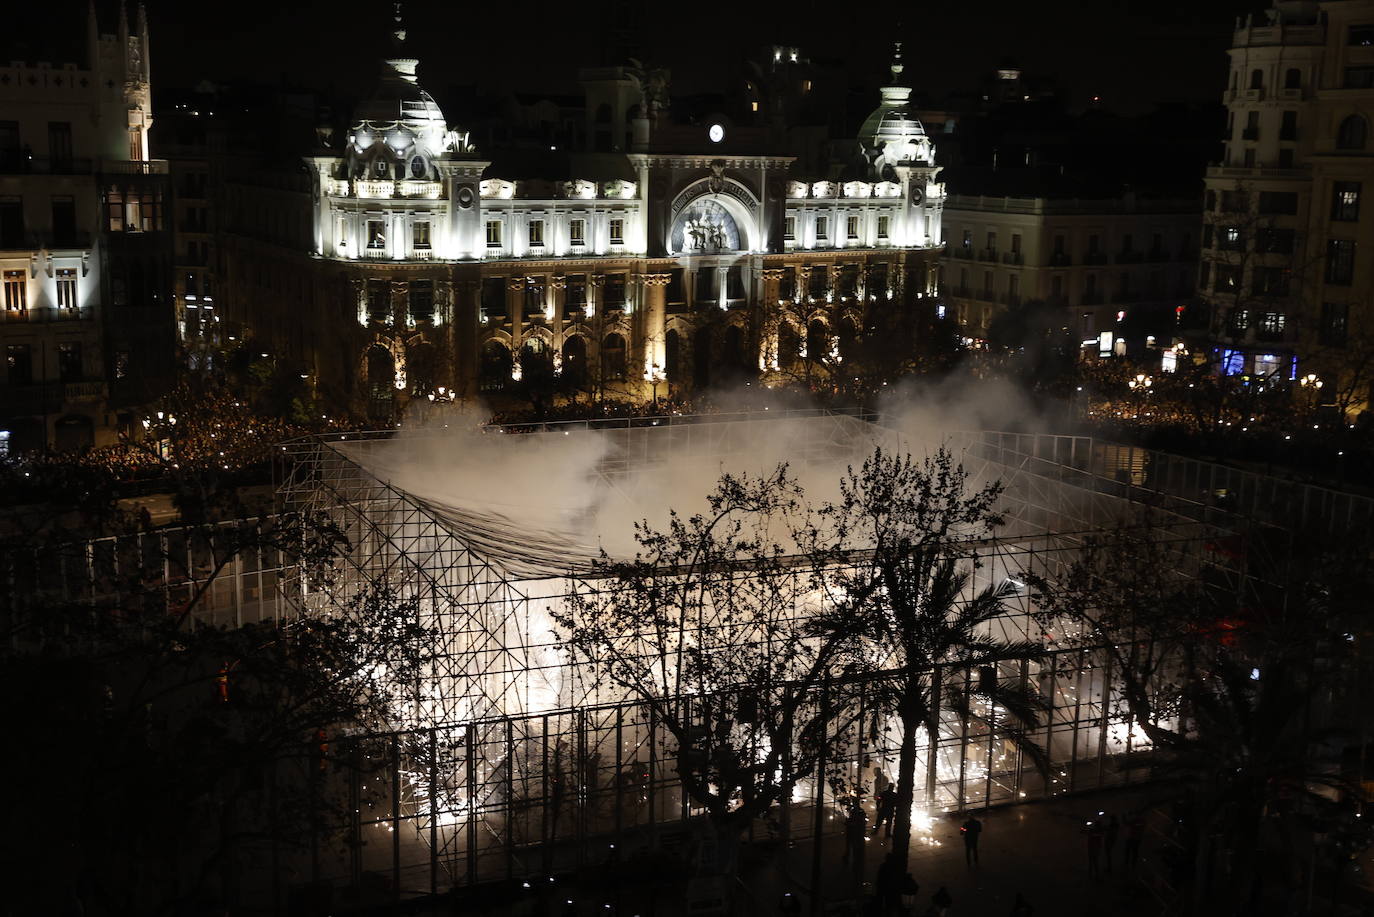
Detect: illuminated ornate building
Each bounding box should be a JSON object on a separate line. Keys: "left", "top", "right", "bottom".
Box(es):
{"left": 1201, "top": 0, "right": 1374, "bottom": 407}
{"left": 219, "top": 22, "right": 943, "bottom": 417}
{"left": 0, "top": 2, "right": 171, "bottom": 453}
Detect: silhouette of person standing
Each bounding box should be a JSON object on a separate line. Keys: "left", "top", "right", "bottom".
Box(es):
{"left": 1104, "top": 814, "right": 1120, "bottom": 873}
{"left": 961, "top": 814, "right": 983, "bottom": 866}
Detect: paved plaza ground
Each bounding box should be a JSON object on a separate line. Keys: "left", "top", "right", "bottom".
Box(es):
{"left": 428, "top": 783, "right": 1374, "bottom": 917}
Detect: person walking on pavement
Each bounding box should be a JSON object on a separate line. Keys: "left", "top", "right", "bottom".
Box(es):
{"left": 928, "top": 886, "right": 953, "bottom": 917}
{"left": 1086, "top": 818, "right": 1105, "bottom": 879}
{"left": 1124, "top": 810, "right": 1146, "bottom": 872}
{"left": 872, "top": 785, "right": 899, "bottom": 837}
{"left": 1104, "top": 814, "right": 1120, "bottom": 873}
{"left": 961, "top": 813, "right": 983, "bottom": 866}
{"left": 842, "top": 799, "right": 867, "bottom": 865}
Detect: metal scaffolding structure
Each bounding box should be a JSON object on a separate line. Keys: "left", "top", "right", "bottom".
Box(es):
{"left": 8, "top": 412, "right": 1360, "bottom": 903}
{"left": 264, "top": 412, "right": 1244, "bottom": 897}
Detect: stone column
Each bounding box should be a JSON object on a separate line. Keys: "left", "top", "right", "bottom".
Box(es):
{"left": 391, "top": 278, "right": 409, "bottom": 329}
{"left": 588, "top": 273, "right": 605, "bottom": 320}
{"left": 641, "top": 273, "right": 671, "bottom": 386}
{"left": 549, "top": 273, "right": 567, "bottom": 342}
{"left": 349, "top": 277, "right": 366, "bottom": 327}
{"left": 507, "top": 276, "right": 527, "bottom": 378}
{"left": 760, "top": 268, "right": 785, "bottom": 371}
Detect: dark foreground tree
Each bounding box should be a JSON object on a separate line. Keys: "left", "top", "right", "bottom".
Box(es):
{"left": 3, "top": 511, "right": 436, "bottom": 916}
{"left": 1031, "top": 516, "right": 1374, "bottom": 915}
{"left": 553, "top": 466, "right": 855, "bottom": 880}
{"left": 817, "top": 447, "right": 1049, "bottom": 867}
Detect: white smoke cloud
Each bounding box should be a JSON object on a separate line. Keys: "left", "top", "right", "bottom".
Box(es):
{"left": 338, "top": 375, "right": 1055, "bottom": 566}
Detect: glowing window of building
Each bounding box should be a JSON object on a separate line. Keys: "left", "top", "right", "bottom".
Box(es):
{"left": 486, "top": 221, "right": 502, "bottom": 248}
{"left": 2, "top": 270, "right": 26, "bottom": 312}
{"left": 784, "top": 216, "right": 795, "bottom": 240}
{"left": 816, "top": 216, "right": 828, "bottom": 240}
{"left": 56, "top": 268, "right": 77, "bottom": 309}
{"left": 877, "top": 215, "right": 890, "bottom": 239}
{"left": 569, "top": 218, "right": 586, "bottom": 245}
{"left": 609, "top": 218, "right": 625, "bottom": 245}
{"left": 846, "top": 215, "right": 859, "bottom": 240}
{"left": 413, "top": 221, "right": 431, "bottom": 249}
{"left": 529, "top": 219, "right": 544, "bottom": 247}
{"left": 366, "top": 220, "right": 386, "bottom": 249}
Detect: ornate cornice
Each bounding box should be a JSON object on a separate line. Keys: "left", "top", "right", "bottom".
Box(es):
{"left": 641, "top": 273, "right": 672, "bottom": 287}
{"left": 628, "top": 154, "right": 794, "bottom": 171}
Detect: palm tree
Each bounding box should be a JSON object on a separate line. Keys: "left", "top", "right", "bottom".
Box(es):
{"left": 816, "top": 447, "right": 1049, "bottom": 866}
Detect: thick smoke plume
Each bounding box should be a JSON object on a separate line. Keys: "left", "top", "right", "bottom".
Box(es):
{"left": 339, "top": 377, "right": 1051, "bottom": 563}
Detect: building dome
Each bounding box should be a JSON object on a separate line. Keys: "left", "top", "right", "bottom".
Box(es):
{"left": 344, "top": 9, "right": 450, "bottom": 180}
{"left": 859, "top": 44, "right": 933, "bottom": 173}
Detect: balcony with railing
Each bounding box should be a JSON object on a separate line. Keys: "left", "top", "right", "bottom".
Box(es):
{"left": 949, "top": 247, "right": 975, "bottom": 260}
{"left": 361, "top": 246, "right": 391, "bottom": 260}
{"left": 977, "top": 248, "right": 999, "bottom": 262}
{"left": 410, "top": 247, "right": 436, "bottom": 261}
{"left": 1, "top": 306, "right": 96, "bottom": 323}
{"left": 98, "top": 159, "right": 169, "bottom": 175}
{"left": 1001, "top": 251, "right": 1024, "bottom": 265}
{"left": 354, "top": 180, "right": 395, "bottom": 199}
{"left": 64, "top": 380, "right": 107, "bottom": 401}
{"left": 1081, "top": 292, "right": 1104, "bottom": 306}
{"left": 398, "top": 180, "right": 442, "bottom": 199}
{"left": 1083, "top": 252, "right": 1108, "bottom": 265}
{"left": 1049, "top": 252, "right": 1071, "bottom": 267}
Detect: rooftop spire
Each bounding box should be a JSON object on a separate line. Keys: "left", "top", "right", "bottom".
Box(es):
{"left": 890, "top": 42, "right": 904, "bottom": 83}
{"left": 392, "top": 1, "right": 406, "bottom": 48}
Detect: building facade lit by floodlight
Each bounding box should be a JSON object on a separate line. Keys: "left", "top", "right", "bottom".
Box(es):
{"left": 219, "top": 23, "right": 945, "bottom": 418}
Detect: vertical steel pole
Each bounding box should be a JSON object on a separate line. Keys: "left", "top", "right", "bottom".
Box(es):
{"left": 429, "top": 728, "right": 438, "bottom": 897}
{"left": 466, "top": 725, "right": 478, "bottom": 885}
{"left": 392, "top": 734, "right": 401, "bottom": 902}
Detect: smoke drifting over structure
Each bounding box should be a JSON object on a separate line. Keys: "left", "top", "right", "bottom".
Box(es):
{"left": 273, "top": 407, "right": 1225, "bottom": 886}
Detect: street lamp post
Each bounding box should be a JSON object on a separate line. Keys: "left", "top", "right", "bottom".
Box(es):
{"left": 1127, "top": 373, "right": 1152, "bottom": 418}
{"left": 1299, "top": 372, "right": 1323, "bottom": 414}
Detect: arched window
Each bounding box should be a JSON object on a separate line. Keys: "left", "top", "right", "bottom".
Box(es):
{"left": 562, "top": 335, "right": 587, "bottom": 386}
{"left": 521, "top": 338, "right": 554, "bottom": 386}
{"left": 366, "top": 345, "right": 396, "bottom": 417}
{"left": 778, "top": 322, "right": 801, "bottom": 370}
{"left": 1249, "top": 69, "right": 1263, "bottom": 90}
{"left": 722, "top": 324, "right": 746, "bottom": 377}
{"left": 407, "top": 341, "right": 438, "bottom": 394}
{"left": 807, "top": 319, "right": 829, "bottom": 363}
{"left": 838, "top": 318, "right": 860, "bottom": 364}
{"left": 693, "top": 326, "right": 713, "bottom": 388}
{"left": 478, "top": 340, "right": 511, "bottom": 392}
{"left": 1284, "top": 68, "right": 1301, "bottom": 90}
{"left": 664, "top": 329, "right": 681, "bottom": 382}
{"left": 601, "top": 332, "right": 626, "bottom": 380}
{"left": 1337, "top": 114, "right": 1368, "bottom": 150}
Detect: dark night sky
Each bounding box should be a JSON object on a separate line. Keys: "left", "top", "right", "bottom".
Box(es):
{"left": 13, "top": 0, "right": 1261, "bottom": 114}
